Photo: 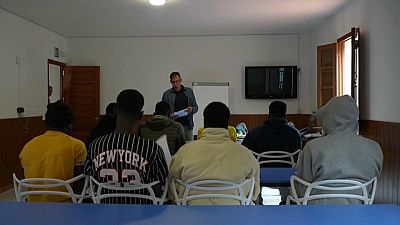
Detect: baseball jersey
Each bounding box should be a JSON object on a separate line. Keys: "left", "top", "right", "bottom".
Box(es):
{"left": 19, "top": 130, "right": 87, "bottom": 202}
{"left": 84, "top": 132, "right": 168, "bottom": 204}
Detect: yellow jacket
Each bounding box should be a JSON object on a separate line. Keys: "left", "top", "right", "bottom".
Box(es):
{"left": 169, "top": 128, "right": 260, "bottom": 205}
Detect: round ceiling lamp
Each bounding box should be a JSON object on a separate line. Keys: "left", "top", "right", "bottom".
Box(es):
{"left": 149, "top": 0, "right": 166, "bottom": 6}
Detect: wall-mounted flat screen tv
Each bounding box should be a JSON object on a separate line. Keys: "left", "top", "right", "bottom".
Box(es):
{"left": 245, "top": 66, "right": 297, "bottom": 99}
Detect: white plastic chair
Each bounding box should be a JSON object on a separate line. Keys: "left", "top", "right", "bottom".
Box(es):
{"left": 251, "top": 149, "right": 301, "bottom": 167}
{"left": 13, "top": 173, "right": 89, "bottom": 203}
{"left": 171, "top": 178, "right": 255, "bottom": 205}
{"left": 89, "top": 176, "right": 165, "bottom": 204}
{"left": 286, "top": 176, "right": 377, "bottom": 205}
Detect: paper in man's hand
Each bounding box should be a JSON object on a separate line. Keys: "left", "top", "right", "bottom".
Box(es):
{"left": 173, "top": 109, "right": 188, "bottom": 118}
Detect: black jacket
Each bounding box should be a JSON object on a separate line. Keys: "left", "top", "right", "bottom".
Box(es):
{"left": 241, "top": 117, "right": 301, "bottom": 167}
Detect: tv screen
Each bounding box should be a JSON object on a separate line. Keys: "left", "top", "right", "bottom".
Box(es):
{"left": 245, "top": 66, "right": 297, "bottom": 99}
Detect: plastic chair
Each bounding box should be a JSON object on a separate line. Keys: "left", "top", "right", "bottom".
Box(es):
{"left": 89, "top": 176, "right": 165, "bottom": 204}
{"left": 286, "top": 176, "right": 377, "bottom": 205}
{"left": 171, "top": 178, "right": 255, "bottom": 205}
{"left": 13, "top": 173, "right": 89, "bottom": 203}
{"left": 251, "top": 149, "right": 301, "bottom": 167}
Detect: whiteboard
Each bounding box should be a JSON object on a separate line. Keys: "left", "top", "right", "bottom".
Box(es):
{"left": 192, "top": 82, "right": 229, "bottom": 136}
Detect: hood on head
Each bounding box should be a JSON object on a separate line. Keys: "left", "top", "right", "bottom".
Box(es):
{"left": 145, "top": 115, "right": 173, "bottom": 131}
{"left": 317, "top": 95, "right": 359, "bottom": 135}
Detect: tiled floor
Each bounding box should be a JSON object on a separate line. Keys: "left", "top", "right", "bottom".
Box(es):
{"left": 0, "top": 189, "right": 16, "bottom": 201}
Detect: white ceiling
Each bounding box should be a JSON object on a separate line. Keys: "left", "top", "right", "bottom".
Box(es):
{"left": 0, "top": 0, "right": 353, "bottom": 37}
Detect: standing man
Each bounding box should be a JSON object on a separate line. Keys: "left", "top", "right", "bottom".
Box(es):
{"left": 162, "top": 72, "right": 198, "bottom": 141}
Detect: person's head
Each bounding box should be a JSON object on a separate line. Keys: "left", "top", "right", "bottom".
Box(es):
{"left": 105, "top": 102, "right": 117, "bottom": 116}
{"left": 45, "top": 100, "right": 74, "bottom": 133}
{"left": 203, "top": 102, "right": 230, "bottom": 129}
{"left": 170, "top": 72, "right": 182, "bottom": 92}
{"left": 154, "top": 101, "right": 171, "bottom": 117}
{"left": 116, "top": 89, "right": 144, "bottom": 124}
{"left": 317, "top": 95, "right": 359, "bottom": 135}
{"left": 48, "top": 85, "right": 53, "bottom": 96}
{"left": 269, "top": 101, "right": 287, "bottom": 118}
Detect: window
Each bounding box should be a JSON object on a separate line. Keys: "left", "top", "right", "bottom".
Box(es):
{"left": 317, "top": 27, "right": 360, "bottom": 108}
{"left": 337, "top": 27, "right": 360, "bottom": 106}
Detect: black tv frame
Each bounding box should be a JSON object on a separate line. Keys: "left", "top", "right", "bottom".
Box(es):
{"left": 245, "top": 66, "right": 298, "bottom": 99}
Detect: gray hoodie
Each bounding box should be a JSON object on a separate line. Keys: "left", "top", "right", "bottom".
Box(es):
{"left": 296, "top": 95, "right": 383, "bottom": 204}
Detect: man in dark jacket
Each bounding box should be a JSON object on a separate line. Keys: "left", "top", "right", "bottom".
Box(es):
{"left": 241, "top": 101, "right": 301, "bottom": 167}
{"left": 162, "top": 72, "right": 198, "bottom": 142}
{"left": 139, "top": 101, "right": 186, "bottom": 155}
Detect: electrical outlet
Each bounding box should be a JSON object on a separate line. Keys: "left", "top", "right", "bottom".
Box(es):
{"left": 17, "top": 107, "right": 24, "bottom": 118}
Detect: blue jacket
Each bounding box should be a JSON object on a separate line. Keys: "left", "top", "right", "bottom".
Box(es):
{"left": 162, "top": 85, "right": 198, "bottom": 129}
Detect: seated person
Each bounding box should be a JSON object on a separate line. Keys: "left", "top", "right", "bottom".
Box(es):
{"left": 296, "top": 95, "right": 383, "bottom": 204}
{"left": 84, "top": 89, "right": 168, "bottom": 204}
{"left": 138, "top": 101, "right": 186, "bottom": 155}
{"left": 19, "top": 100, "right": 87, "bottom": 202}
{"left": 197, "top": 125, "right": 237, "bottom": 142}
{"left": 168, "top": 102, "right": 260, "bottom": 205}
{"left": 86, "top": 102, "right": 117, "bottom": 148}
{"left": 241, "top": 101, "right": 301, "bottom": 167}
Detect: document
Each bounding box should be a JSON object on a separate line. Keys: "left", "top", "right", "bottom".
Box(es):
{"left": 173, "top": 109, "right": 188, "bottom": 118}
{"left": 156, "top": 134, "right": 171, "bottom": 168}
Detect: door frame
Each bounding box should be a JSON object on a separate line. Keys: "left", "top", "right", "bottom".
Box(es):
{"left": 47, "top": 59, "right": 66, "bottom": 103}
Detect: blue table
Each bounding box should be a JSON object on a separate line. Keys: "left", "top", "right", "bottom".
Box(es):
{"left": 0, "top": 202, "right": 399, "bottom": 225}
{"left": 260, "top": 167, "right": 296, "bottom": 187}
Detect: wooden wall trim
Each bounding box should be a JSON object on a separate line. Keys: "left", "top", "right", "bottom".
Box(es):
{"left": 229, "top": 114, "right": 310, "bottom": 131}
{"left": 0, "top": 117, "right": 46, "bottom": 191}
{"left": 141, "top": 114, "right": 311, "bottom": 133}
{"left": 3, "top": 115, "right": 398, "bottom": 205}
{"left": 360, "top": 120, "right": 400, "bottom": 204}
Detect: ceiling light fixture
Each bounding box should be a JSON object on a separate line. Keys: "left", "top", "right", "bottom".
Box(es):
{"left": 149, "top": 0, "right": 166, "bottom": 6}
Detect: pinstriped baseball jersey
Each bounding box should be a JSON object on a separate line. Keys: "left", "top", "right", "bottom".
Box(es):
{"left": 84, "top": 132, "right": 168, "bottom": 204}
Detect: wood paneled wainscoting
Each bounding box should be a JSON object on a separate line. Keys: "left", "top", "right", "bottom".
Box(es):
{"left": 2, "top": 115, "right": 399, "bottom": 204}
{"left": 0, "top": 117, "right": 46, "bottom": 192}
{"left": 360, "top": 120, "right": 400, "bottom": 204}
{"left": 229, "top": 114, "right": 311, "bottom": 131}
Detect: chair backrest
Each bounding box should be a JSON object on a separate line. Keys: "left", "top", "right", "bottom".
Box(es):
{"left": 287, "top": 175, "right": 378, "bottom": 205}
{"left": 171, "top": 178, "right": 255, "bottom": 205}
{"left": 13, "top": 173, "right": 88, "bottom": 203}
{"left": 252, "top": 149, "right": 300, "bottom": 167}
{"left": 89, "top": 176, "right": 162, "bottom": 204}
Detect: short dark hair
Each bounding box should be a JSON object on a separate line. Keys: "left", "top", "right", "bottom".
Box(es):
{"left": 45, "top": 100, "right": 74, "bottom": 129}
{"left": 116, "top": 89, "right": 144, "bottom": 114}
{"left": 170, "top": 72, "right": 181, "bottom": 80}
{"left": 154, "top": 101, "right": 171, "bottom": 116}
{"left": 269, "top": 101, "right": 287, "bottom": 118}
{"left": 105, "top": 102, "right": 117, "bottom": 115}
{"left": 203, "top": 102, "right": 230, "bottom": 128}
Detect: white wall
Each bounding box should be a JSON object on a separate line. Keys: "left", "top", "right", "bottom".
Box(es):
{"left": 68, "top": 34, "right": 312, "bottom": 115}
{"left": 0, "top": 9, "right": 67, "bottom": 119}
{"left": 310, "top": 0, "right": 400, "bottom": 122}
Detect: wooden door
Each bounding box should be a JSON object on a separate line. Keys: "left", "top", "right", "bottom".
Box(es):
{"left": 63, "top": 66, "right": 100, "bottom": 142}
{"left": 317, "top": 43, "right": 337, "bottom": 108}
